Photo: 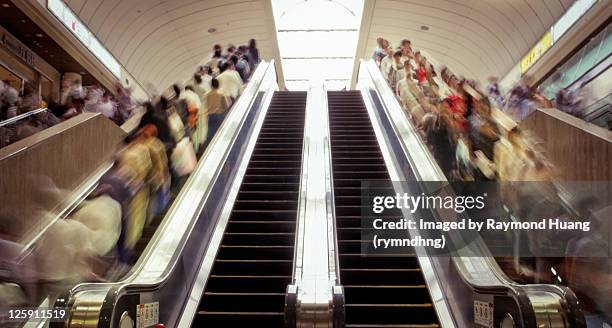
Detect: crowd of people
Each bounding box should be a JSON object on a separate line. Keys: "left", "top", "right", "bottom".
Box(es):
{"left": 373, "top": 36, "right": 610, "bottom": 325}
{"left": 0, "top": 79, "right": 138, "bottom": 148}
{"left": 0, "top": 39, "right": 261, "bottom": 308}
{"left": 373, "top": 36, "right": 555, "bottom": 182}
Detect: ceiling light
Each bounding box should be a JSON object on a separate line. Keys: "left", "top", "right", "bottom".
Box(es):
{"left": 35, "top": 33, "right": 44, "bottom": 38}
{"left": 21, "top": 19, "right": 26, "bottom": 23}
{"left": 208, "top": 27, "right": 217, "bottom": 33}
{"left": 420, "top": 25, "right": 429, "bottom": 31}
{"left": 1, "top": 3, "right": 10, "bottom": 8}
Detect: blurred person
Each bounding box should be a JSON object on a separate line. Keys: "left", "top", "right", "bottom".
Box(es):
{"left": 138, "top": 125, "right": 171, "bottom": 223}
{"left": 388, "top": 50, "right": 405, "bottom": 94}
{"left": 84, "top": 86, "right": 116, "bottom": 120}
{"left": 204, "top": 78, "right": 229, "bottom": 144}
{"left": 15, "top": 115, "right": 45, "bottom": 140}
{"left": 400, "top": 39, "right": 413, "bottom": 65}
{"left": 181, "top": 85, "right": 203, "bottom": 151}
{"left": 19, "top": 83, "right": 40, "bottom": 113}
{"left": 444, "top": 77, "right": 468, "bottom": 133}
{"left": 34, "top": 182, "right": 121, "bottom": 285}
{"left": 486, "top": 76, "right": 505, "bottom": 108}
{"left": 421, "top": 106, "right": 455, "bottom": 178}
{"left": 555, "top": 86, "right": 585, "bottom": 118}
{"left": 455, "top": 134, "right": 474, "bottom": 181}
{"left": 425, "top": 63, "right": 440, "bottom": 97}
{"left": 60, "top": 78, "right": 83, "bottom": 105}
{"left": 194, "top": 71, "right": 212, "bottom": 98}
{"left": 0, "top": 80, "right": 19, "bottom": 119}
{"left": 468, "top": 98, "right": 500, "bottom": 160}
{"left": 192, "top": 74, "right": 210, "bottom": 151}
{"left": 159, "top": 96, "right": 186, "bottom": 145}
{"left": 92, "top": 162, "right": 133, "bottom": 268}
{"left": 217, "top": 61, "right": 243, "bottom": 103}
{"left": 171, "top": 84, "right": 189, "bottom": 126}
{"left": 506, "top": 75, "right": 538, "bottom": 121}
{"left": 234, "top": 52, "right": 251, "bottom": 82}
{"left": 372, "top": 37, "right": 387, "bottom": 65}
{"left": 63, "top": 96, "right": 84, "bottom": 119}
{"left": 207, "top": 44, "right": 224, "bottom": 76}
{"left": 117, "top": 133, "right": 153, "bottom": 255}
{"left": 115, "top": 83, "right": 137, "bottom": 123}
{"left": 248, "top": 39, "right": 260, "bottom": 69}
{"left": 47, "top": 101, "right": 70, "bottom": 122}
{"left": 226, "top": 44, "right": 236, "bottom": 58}
{"left": 138, "top": 102, "right": 173, "bottom": 153}
{"left": 397, "top": 61, "right": 426, "bottom": 124}
{"left": 416, "top": 57, "right": 428, "bottom": 85}
{"left": 379, "top": 46, "right": 394, "bottom": 84}
{"left": 494, "top": 127, "right": 525, "bottom": 182}
{"left": 34, "top": 214, "right": 102, "bottom": 286}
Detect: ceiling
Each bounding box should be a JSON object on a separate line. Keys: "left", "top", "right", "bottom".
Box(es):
{"left": 63, "top": 0, "right": 281, "bottom": 92}
{"left": 356, "top": 0, "right": 576, "bottom": 84}
{"left": 1, "top": 1, "right": 101, "bottom": 85}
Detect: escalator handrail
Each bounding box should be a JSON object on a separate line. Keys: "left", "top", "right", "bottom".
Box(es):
{"left": 51, "top": 61, "right": 277, "bottom": 327}
{"left": 358, "top": 58, "right": 585, "bottom": 328}
{"left": 0, "top": 107, "right": 48, "bottom": 127}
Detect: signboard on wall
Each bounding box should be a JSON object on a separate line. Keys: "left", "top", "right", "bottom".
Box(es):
{"left": 520, "top": 31, "right": 552, "bottom": 75}
{"left": 47, "top": 0, "right": 121, "bottom": 78}
{"left": 0, "top": 25, "right": 37, "bottom": 68}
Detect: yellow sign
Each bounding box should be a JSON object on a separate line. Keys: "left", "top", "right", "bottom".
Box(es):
{"left": 520, "top": 31, "right": 553, "bottom": 75}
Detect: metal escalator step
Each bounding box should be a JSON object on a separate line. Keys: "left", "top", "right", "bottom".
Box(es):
{"left": 344, "top": 304, "right": 437, "bottom": 326}
{"left": 205, "top": 275, "right": 291, "bottom": 293}
{"left": 193, "top": 311, "right": 285, "bottom": 327}
{"left": 226, "top": 221, "right": 296, "bottom": 233}
{"left": 222, "top": 232, "right": 295, "bottom": 245}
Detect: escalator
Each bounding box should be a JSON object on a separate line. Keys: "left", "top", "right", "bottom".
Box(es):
{"left": 328, "top": 90, "right": 440, "bottom": 327}
{"left": 192, "top": 91, "right": 306, "bottom": 327}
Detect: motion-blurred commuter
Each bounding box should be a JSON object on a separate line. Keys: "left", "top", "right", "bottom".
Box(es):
{"left": 388, "top": 50, "right": 405, "bottom": 94}
{"left": 486, "top": 76, "right": 505, "bottom": 108}
{"left": 372, "top": 37, "right": 387, "bottom": 65}
{"left": 115, "top": 83, "right": 137, "bottom": 123}
{"left": 208, "top": 44, "right": 224, "bottom": 76}
{"left": 217, "top": 61, "right": 243, "bottom": 104}
{"left": 397, "top": 61, "right": 425, "bottom": 124}
{"left": 248, "top": 38, "right": 261, "bottom": 69}
{"left": 555, "top": 86, "right": 585, "bottom": 118}
{"left": 204, "top": 78, "right": 230, "bottom": 144}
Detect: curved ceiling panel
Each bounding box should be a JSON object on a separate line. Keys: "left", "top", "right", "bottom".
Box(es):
{"left": 64, "top": 0, "right": 281, "bottom": 91}
{"left": 358, "top": 0, "right": 575, "bottom": 84}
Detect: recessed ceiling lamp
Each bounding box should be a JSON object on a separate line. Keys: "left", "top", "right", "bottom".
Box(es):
{"left": 35, "top": 33, "right": 44, "bottom": 38}
{"left": 208, "top": 27, "right": 217, "bottom": 33}
{"left": 21, "top": 19, "right": 26, "bottom": 23}
{"left": 420, "top": 25, "right": 429, "bottom": 31}
{"left": 1, "top": 3, "right": 10, "bottom": 8}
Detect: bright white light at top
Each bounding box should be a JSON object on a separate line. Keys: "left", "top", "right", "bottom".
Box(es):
{"left": 272, "top": 0, "right": 364, "bottom": 90}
